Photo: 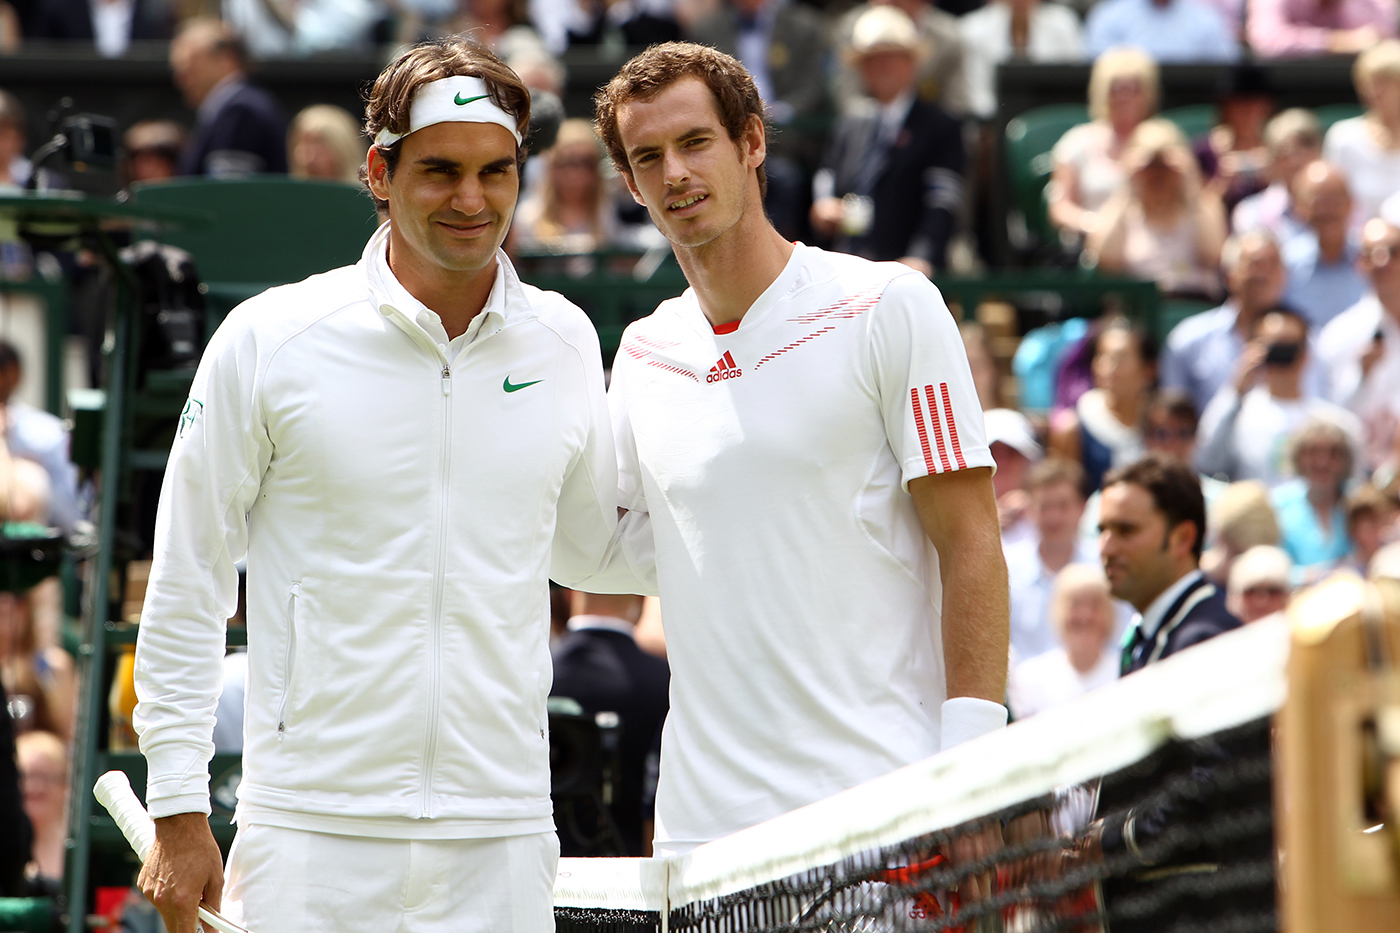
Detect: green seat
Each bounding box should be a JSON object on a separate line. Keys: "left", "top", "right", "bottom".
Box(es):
{"left": 1314, "top": 102, "right": 1363, "bottom": 134}
{"left": 128, "top": 177, "right": 380, "bottom": 328}
{"left": 1004, "top": 103, "right": 1089, "bottom": 251}
{"left": 1161, "top": 104, "right": 1218, "bottom": 142}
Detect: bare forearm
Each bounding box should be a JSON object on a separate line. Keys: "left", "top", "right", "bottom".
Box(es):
{"left": 940, "top": 527, "right": 1010, "bottom": 702}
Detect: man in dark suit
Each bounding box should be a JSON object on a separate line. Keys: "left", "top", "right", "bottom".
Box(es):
{"left": 551, "top": 592, "right": 669, "bottom": 857}
{"left": 809, "top": 5, "right": 964, "bottom": 278}
{"left": 170, "top": 18, "right": 287, "bottom": 178}
{"left": 28, "top": 0, "right": 171, "bottom": 56}
{"left": 1098, "top": 453, "right": 1241, "bottom": 676}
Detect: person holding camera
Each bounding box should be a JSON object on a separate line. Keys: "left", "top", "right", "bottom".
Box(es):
{"left": 1196, "top": 306, "right": 1363, "bottom": 487}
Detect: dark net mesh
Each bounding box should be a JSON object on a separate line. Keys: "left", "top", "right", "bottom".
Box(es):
{"left": 554, "top": 717, "right": 1275, "bottom": 933}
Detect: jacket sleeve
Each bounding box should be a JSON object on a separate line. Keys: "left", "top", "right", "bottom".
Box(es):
{"left": 906, "top": 115, "right": 966, "bottom": 270}
{"left": 134, "top": 311, "right": 272, "bottom": 818}
{"left": 565, "top": 349, "right": 658, "bottom": 596}
{"left": 548, "top": 317, "right": 624, "bottom": 589}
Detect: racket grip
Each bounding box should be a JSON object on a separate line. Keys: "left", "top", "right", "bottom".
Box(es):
{"left": 94, "top": 770, "right": 157, "bottom": 863}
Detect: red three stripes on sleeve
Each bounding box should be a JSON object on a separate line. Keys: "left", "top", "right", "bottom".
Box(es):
{"left": 910, "top": 383, "right": 966, "bottom": 473}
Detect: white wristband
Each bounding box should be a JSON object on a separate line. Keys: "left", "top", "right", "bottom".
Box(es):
{"left": 939, "top": 696, "right": 1008, "bottom": 752}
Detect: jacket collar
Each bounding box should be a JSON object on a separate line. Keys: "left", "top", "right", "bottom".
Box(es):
{"left": 360, "top": 221, "right": 530, "bottom": 355}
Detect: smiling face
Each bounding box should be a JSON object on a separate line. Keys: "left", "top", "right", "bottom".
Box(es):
{"left": 614, "top": 77, "right": 765, "bottom": 251}
{"left": 367, "top": 121, "right": 519, "bottom": 282}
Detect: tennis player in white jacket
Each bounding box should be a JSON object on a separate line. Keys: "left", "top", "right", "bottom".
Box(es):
{"left": 133, "top": 38, "right": 618, "bottom": 933}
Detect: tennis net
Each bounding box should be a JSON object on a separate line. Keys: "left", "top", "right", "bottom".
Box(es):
{"left": 553, "top": 615, "right": 1289, "bottom": 933}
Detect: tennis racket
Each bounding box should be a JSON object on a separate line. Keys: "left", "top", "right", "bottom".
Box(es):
{"left": 93, "top": 770, "right": 252, "bottom": 933}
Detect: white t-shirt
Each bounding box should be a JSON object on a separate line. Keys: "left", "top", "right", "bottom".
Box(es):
{"left": 1007, "top": 646, "right": 1118, "bottom": 721}
{"left": 1323, "top": 117, "right": 1400, "bottom": 234}
{"left": 608, "top": 245, "right": 993, "bottom": 854}
{"left": 1051, "top": 122, "right": 1126, "bottom": 218}
{"left": 1195, "top": 383, "right": 1366, "bottom": 487}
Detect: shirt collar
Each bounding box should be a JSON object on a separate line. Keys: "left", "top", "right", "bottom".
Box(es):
{"left": 877, "top": 90, "right": 916, "bottom": 134}
{"left": 567, "top": 614, "right": 637, "bottom": 638}
{"left": 1138, "top": 569, "right": 1203, "bottom": 641}
{"left": 361, "top": 221, "right": 513, "bottom": 352}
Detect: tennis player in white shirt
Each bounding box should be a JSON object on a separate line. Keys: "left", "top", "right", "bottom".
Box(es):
{"left": 590, "top": 43, "right": 1011, "bottom": 868}
{"left": 134, "top": 39, "right": 617, "bottom": 933}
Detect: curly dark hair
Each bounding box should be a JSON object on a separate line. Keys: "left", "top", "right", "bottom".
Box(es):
{"left": 359, "top": 36, "right": 531, "bottom": 211}
{"left": 593, "top": 42, "right": 767, "bottom": 199}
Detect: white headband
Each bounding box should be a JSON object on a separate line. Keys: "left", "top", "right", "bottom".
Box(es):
{"left": 373, "top": 75, "right": 523, "bottom": 148}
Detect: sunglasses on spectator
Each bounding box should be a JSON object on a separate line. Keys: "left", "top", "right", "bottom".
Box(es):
{"left": 1149, "top": 426, "right": 1195, "bottom": 443}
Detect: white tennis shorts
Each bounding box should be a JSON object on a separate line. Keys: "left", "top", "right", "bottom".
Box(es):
{"left": 221, "top": 823, "right": 559, "bottom": 933}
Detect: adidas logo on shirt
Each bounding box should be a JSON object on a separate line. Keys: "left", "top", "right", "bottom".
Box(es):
{"left": 706, "top": 350, "right": 742, "bottom": 383}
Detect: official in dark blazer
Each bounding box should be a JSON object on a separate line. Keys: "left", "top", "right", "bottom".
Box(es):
{"left": 29, "top": 0, "right": 172, "bottom": 53}
{"left": 170, "top": 19, "right": 287, "bottom": 178}
{"left": 551, "top": 593, "right": 670, "bottom": 857}
{"left": 810, "top": 6, "right": 964, "bottom": 275}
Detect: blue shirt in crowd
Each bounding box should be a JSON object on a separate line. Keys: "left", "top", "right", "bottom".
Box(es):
{"left": 1085, "top": 0, "right": 1239, "bottom": 61}
{"left": 1281, "top": 234, "right": 1366, "bottom": 332}
{"left": 1271, "top": 479, "right": 1351, "bottom": 572}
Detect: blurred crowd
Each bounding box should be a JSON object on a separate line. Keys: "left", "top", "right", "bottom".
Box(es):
{"left": 3, "top": 0, "right": 1400, "bottom": 909}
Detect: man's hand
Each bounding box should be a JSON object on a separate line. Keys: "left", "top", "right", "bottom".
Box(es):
{"left": 810, "top": 197, "right": 843, "bottom": 236}
{"left": 942, "top": 821, "right": 1003, "bottom": 903}
{"left": 1231, "top": 340, "right": 1267, "bottom": 394}
{"left": 138, "top": 812, "right": 224, "bottom": 933}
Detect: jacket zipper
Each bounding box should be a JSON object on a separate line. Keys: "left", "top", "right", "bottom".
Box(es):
{"left": 277, "top": 582, "right": 301, "bottom": 737}
{"left": 419, "top": 363, "right": 452, "bottom": 816}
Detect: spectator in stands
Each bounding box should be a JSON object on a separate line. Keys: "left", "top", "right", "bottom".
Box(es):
{"left": 1007, "top": 564, "right": 1119, "bottom": 719}
{"left": 1282, "top": 161, "right": 1366, "bottom": 330}
{"left": 1201, "top": 479, "right": 1281, "bottom": 584}
{"left": 0, "top": 341, "right": 81, "bottom": 533}
{"left": 1005, "top": 458, "right": 1100, "bottom": 664}
{"left": 812, "top": 7, "right": 963, "bottom": 275}
{"left": 1246, "top": 0, "right": 1396, "bottom": 58}
{"left": 832, "top": 0, "right": 970, "bottom": 117}
{"left": 441, "top": 0, "right": 550, "bottom": 58}
{"left": 1343, "top": 482, "right": 1399, "bottom": 573}
{"left": 960, "top": 321, "right": 1004, "bottom": 410}
{"left": 563, "top": 0, "right": 680, "bottom": 49}
{"left": 986, "top": 407, "right": 1044, "bottom": 545}
{"left": 1196, "top": 308, "right": 1364, "bottom": 486}
{"left": 288, "top": 105, "right": 367, "bottom": 185}
{"left": 551, "top": 592, "right": 670, "bottom": 857}
{"left": 122, "top": 120, "right": 185, "bottom": 187}
{"left": 1232, "top": 107, "right": 1322, "bottom": 239}
{"left": 691, "top": 0, "right": 828, "bottom": 239}
{"left": 1085, "top": 0, "right": 1239, "bottom": 62}
{"left": 1195, "top": 66, "right": 1273, "bottom": 216}
{"left": 1047, "top": 47, "right": 1159, "bottom": 248}
{"left": 170, "top": 18, "right": 288, "bottom": 178}
{"left": 513, "top": 118, "right": 654, "bottom": 255}
{"left": 0, "top": 586, "right": 75, "bottom": 743}
{"left": 0, "top": 681, "right": 29, "bottom": 897}
{"left": 1272, "top": 418, "right": 1357, "bottom": 573}
{"left": 223, "top": 0, "right": 380, "bottom": 56}
{"left": 958, "top": 0, "right": 1086, "bottom": 122}
{"left": 1318, "top": 216, "right": 1400, "bottom": 475}
{"left": 28, "top": 0, "right": 171, "bottom": 56}
{"left": 0, "top": 91, "right": 33, "bottom": 191}
{"left": 1087, "top": 119, "right": 1227, "bottom": 299}
{"left": 1160, "top": 230, "right": 1286, "bottom": 413}
{"left": 1102, "top": 454, "right": 1241, "bottom": 676}
{"left": 1050, "top": 317, "right": 1153, "bottom": 494}
{"left": 15, "top": 730, "right": 64, "bottom": 886}
{"left": 1225, "top": 544, "right": 1292, "bottom": 622}
{"left": 1324, "top": 40, "right": 1400, "bottom": 232}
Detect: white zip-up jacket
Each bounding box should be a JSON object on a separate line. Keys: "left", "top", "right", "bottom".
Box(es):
{"left": 134, "top": 225, "right": 618, "bottom": 829}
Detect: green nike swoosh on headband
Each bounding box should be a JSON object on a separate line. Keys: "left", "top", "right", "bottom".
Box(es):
{"left": 503, "top": 376, "right": 543, "bottom": 393}
{"left": 455, "top": 93, "right": 490, "bottom": 106}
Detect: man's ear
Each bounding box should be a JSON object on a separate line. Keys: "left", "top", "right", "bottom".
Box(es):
{"left": 620, "top": 167, "right": 646, "bottom": 207}
{"left": 1168, "top": 519, "right": 1199, "bottom": 562}
{"left": 744, "top": 112, "right": 768, "bottom": 171}
{"left": 366, "top": 146, "right": 391, "bottom": 202}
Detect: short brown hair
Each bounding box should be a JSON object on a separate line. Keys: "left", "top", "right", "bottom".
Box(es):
{"left": 1027, "top": 456, "right": 1086, "bottom": 498}
{"left": 593, "top": 42, "right": 767, "bottom": 198}
{"left": 361, "top": 37, "right": 531, "bottom": 210}
{"left": 1345, "top": 483, "right": 1398, "bottom": 531}
{"left": 1104, "top": 454, "right": 1207, "bottom": 561}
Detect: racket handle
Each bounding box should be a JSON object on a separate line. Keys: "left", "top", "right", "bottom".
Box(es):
{"left": 94, "top": 770, "right": 156, "bottom": 863}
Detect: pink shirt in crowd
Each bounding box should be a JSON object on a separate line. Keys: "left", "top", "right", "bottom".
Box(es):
{"left": 1247, "top": 0, "right": 1397, "bottom": 57}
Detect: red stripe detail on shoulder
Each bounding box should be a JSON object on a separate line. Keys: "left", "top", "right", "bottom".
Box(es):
{"left": 911, "top": 388, "right": 936, "bottom": 474}
{"left": 940, "top": 383, "right": 966, "bottom": 469}
{"left": 925, "top": 385, "right": 952, "bottom": 473}
{"left": 712, "top": 320, "right": 740, "bottom": 335}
